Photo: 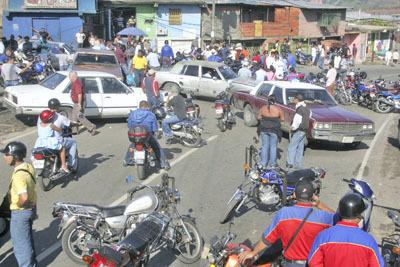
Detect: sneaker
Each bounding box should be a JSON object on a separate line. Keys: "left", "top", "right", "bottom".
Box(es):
{"left": 90, "top": 127, "right": 99, "bottom": 136}
{"left": 161, "top": 161, "right": 171, "bottom": 170}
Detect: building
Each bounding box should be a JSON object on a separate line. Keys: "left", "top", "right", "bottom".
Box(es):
{"left": 2, "top": 0, "right": 97, "bottom": 45}
{"left": 0, "top": 0, "right": 6, "bottom": 37}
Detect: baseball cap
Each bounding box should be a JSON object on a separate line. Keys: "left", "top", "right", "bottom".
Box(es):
{"left": 295, "top": 180, "right": 314, "bottom": 201}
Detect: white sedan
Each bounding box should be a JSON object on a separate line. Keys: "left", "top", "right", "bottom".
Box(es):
{"left": 3, "top": 71, "right": 148, "bottom": 118}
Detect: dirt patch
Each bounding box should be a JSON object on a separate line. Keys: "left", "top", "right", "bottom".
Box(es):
{"left": 0, "top": 111, "right": 32, "bottom": 137}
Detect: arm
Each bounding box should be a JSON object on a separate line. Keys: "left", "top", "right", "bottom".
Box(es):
{"left": 257, "top": 105, "right": 266, "bottom": 120}
{"left": 312, "top": 195, "right": 335, "bottom": 213}
{"left": 50, "top": 124, "right": 62, "bottom": 133}
{"left": 291, "top": 113, "right": 302, "bottom": 131}
{"left": 14, "top": 175, "right": 34, "bottom": 209}
{"left": 279, "top": 108, "right": 285, "bottom": 122}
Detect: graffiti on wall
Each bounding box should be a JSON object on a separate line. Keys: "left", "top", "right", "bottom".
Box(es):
{"left": 24, "top": 0, "right": 77, "bottom": 9}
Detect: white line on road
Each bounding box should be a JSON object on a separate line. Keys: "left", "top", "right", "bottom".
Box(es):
{"left": 33, "top": 134, "right": 218, "bottom": 263}
{"left": 356, "top": 114, "right": 393, "bottom": 180}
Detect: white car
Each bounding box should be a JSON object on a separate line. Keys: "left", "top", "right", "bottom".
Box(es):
{"left": 3, "top": 71, "right": 147, "bottom": 118}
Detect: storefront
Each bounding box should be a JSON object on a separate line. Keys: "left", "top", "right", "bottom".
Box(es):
{"left": 3, "top": 0, "right": 97, "bottom": 45}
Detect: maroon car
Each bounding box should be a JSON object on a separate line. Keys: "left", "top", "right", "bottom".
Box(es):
{"left": 232, "top": 81, "right": 375, "bottom": 146}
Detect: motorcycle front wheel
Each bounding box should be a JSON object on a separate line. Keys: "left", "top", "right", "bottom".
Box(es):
{"left": 375, "top": 98, "right": 394, "bottom": 113}
{"left": 220, "top": 195, "right": 243, "bottom": 224}
{"left": 217, "top": 119, "right": 226, "bottom": 132}
{"left": 0, "top": 217, "right": 9, "bottom": 237}
{"left": 181, "top": 129, "right": 202, "bottom": 148}
{"left": 173, "top": 218, "right": 203, "bottom": 264}
{"left": 61, "top": 223, "right": 96, "bottom": 265}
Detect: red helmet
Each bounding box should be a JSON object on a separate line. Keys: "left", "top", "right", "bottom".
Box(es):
{"left": 40, "top": 110, "right": 55, "bottom": 123}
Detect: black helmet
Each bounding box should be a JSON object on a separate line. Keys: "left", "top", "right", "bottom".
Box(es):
{"left": 295, "top": 179, "right": 314, "bottom": 201}
{"left": 152, "top": 106, "right": 166, "bottom": 120}
{"left": 338, "top": 193, "right": 366, "bottom": 219}
{"left": 0, "top": 141, "right": 27, "bottom": 161}
{"left": 48, "top": 98, "right": 61, "bottom": 110}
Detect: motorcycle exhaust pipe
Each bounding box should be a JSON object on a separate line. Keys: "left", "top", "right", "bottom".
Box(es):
{"left": 173, "top": 132, "right": 194, "bottom": 139}
{"left": 380, "top": 98, "right": 394, "bottom": 106}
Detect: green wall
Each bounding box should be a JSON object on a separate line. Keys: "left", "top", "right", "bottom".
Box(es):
{"left": 136, "top": 5, "right": 156, "bottom": 40}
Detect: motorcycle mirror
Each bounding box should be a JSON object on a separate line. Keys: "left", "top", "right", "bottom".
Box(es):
{"left": 188, "top": 208, "right": 193, "bottom": 213}
{"left": 388, "top": 210, "right": 399, "bottom": 220}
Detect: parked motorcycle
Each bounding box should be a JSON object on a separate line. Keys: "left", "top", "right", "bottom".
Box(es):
{"left": 374, "top": 90, "right": 400, "bottom": 114}
{"left": 215, "top": 91, "right": 235, "bottom": 132}
{"left": 335, "top": 78, "right": 352, "bottom": 105}
{"left": 31, "top": 126, "right": 78, "bottom": 191}
{"left": 19, "top": 55, "right": 54, "bottom": 84}
{"left": 295, "top": 49, "right": 312, "bottom": 65}
{"left": 52, "top": 174, "right": 203, "bottom": 265}
{"left": 381, "top": 209, "right": 400, "bottom": 266}
{"left": 220, "top": 143, "right": 326, "bottom": 224}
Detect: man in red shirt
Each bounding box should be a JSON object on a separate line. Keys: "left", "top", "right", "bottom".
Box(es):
{"left": 69, "top": 71, "right": 97, "bottom": 135}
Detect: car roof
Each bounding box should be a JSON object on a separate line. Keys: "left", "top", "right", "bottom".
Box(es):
{"left": 75, "top": 49, "right": 116, "bottom": 55}
{"left": 176, "top": 60, "right": 225, "bottom": 68}
{"left": 58, "top": 71, "right": 116, "bottom": 78}
{"left": 264, "top": 81, "right": 325, "bottom": 90}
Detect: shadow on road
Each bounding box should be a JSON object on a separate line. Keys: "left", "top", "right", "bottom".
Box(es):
{"left": 77, "top": 153, "right": 114, "bottom": 177}
{"left": 387, "top": 137, "right": 400, "bottom": 149}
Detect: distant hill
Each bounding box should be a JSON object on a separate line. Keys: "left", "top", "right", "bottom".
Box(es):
{"left": 322, "top": 0, "right": 400, "bottom": 9}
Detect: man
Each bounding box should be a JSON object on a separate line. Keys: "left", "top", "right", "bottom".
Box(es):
{"left": 238, "top": 61, "right": 252, "bottom": 78}
{"left": 255, "top": 65, "right": 268, "bottom": 83}
{"left": 287, "top": 52, "right": 296, "bottom": 69}
{"left": 265, "top": 51, "right": 276, "bottom": 70}
{"left": 393, "top": 49, "right": 399, "bottom": 64}
{"left": 308, "top": 193, "right": 384, "bottom": 267}
{"left": 75, "top": 28, "right": 86, "bottom": 48}
{"left": 1, "top": 56, "right": 31, "bottom": 87}
{"left": 162, "top": 90, "right": 187, "bottom": 143}
{"left": 8, "top": 35, "right": 18, "bottom": 51}
{"left": 286, "top": 94, "right": 310, "bottom": 169}
{"left": 208, "top": 49, "right": 223, "bottom": 62}
{"left": 126, "top": 100, "right": 170, "bottom": 169}
{"left": 22, "top": 36, "right": 33, "bottom": 55}
{"left": 160, "top": 40, "right": 174, "bottom": 68}
{"left": 311, "top": 44, "right": 317, "bottom": 65}
{"left": 127, "top": 16, "right": 136, "bottom": 27}
{"left": 1, "top": 141, "right": 37, "bottom": 267}
{"left": 325, "top": 63, "right": 337, "bottom": 96}
{"left": 239, "top": 180, "right": 334, "bottom": 267}
{"left": 352, "top": 44, "right": 358, "bottom": 65}
{"left": 146, "top": 48, "right": 161, "bottom": 70}
{"left": 69, "top": 71, "right": 97, "bottom": 135}
{"left": 114, "top": 43, "right": 127, "bottom": 75}
{"left": 141, "top": 69, "right": 160, "bottom": 107}
{"left": 385, "top": 50, "right": 392, "bottom": 66}
{"left": 131, "top": 50, "right": 147, "bottom": 87}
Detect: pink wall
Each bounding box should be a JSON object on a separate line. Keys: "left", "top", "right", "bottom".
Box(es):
{"left": 344, "top": 33, "right": 367, "bottom": 63}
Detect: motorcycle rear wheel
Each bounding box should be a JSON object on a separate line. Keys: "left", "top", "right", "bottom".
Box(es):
{"left": 375, "top": 98, "right": 394, "bottom": 113}
{"left": 62, "top": 223, "right": 95, "bottom": 265}
{"left": 0, "top": 217, "right": 9, "bottom": 238}
{"left": 173, "top": 218, "right": 203, "bottom": 264}
{"left": 181, "top": 130, "right": 202, "bottom": 148}
{"left": 220, "top": 197, "right": 243, "bottom": 224}
{"left": 136, "top": 164, "right": 147, "bottom": 180}
{"left": 217, "top": 119, "right": 226, "bottom": 132}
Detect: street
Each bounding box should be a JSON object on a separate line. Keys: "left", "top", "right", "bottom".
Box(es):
{"left": 0, "top": 65, "right": 399, "bottom": 267}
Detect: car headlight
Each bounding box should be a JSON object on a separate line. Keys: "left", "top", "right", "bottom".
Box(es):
{"left": 363, "top": 124, "right": 373, "bottom": 130}
{"left": 314, "top": 123, "right": 331, "bottom": 130}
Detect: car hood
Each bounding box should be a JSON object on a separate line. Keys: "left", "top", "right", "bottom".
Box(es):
{"left": 309, "top": 105, "right": 373, "bottom": 123}
{"left": 72, "top": 64, "right": 123, "bottom": 78}
{"left": 6, "top": 84, "right": 50, "bottom": 96}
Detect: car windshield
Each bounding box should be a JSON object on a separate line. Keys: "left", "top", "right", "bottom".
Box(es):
{"left": 286, "top": 88, "right": 336, "bottom": 105}
{"left": 74, "top": 54, "right": 117, "bottom": 65}
{"left": 218, "top": 66, "right": 237, "bottom": 80}
{"left": 40, "top": 73, "right": 66, "bottom": 90}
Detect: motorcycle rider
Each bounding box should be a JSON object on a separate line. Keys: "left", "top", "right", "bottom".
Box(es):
{"left": 162, "top": 90, "right": 187, "bottom": 144}
{"left": 126, "top": 100, "right": 170, "bottom": 169}
{"left": 308, "top": 193, "right": 384, "bottom": 267}
{"left": 1, "top": 56, "right": 32, "bottom": 87}
{"left": 239, "top": 180, "right": 334, "bottom": 267}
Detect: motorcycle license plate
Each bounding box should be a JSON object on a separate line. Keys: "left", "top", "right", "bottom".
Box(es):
{"left": 32, "top": 159, "right": 45, "bottom": 169}
{"left": 215, "top": 108, "right": 223, "bottom": 114}
{"left": 342, "top": 137, "right": 354, "bottom": 143}
{"left": 134, "top": 151, "right": 145, "bottom": 162}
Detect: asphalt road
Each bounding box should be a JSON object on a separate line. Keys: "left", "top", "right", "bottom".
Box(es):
{"left": 0, "top": 65, "right": 399, "bottom": 267}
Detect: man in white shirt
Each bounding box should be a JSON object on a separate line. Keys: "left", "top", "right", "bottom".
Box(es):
{"left": 311, "top": 45, "right": 317, "bottom": 65}
{"left": 255, "top": 66, "right": 268, "bottom": 83}
{"left": 146, "top": 48, "right": 160, "bottom": 70}
{"left": 265, "top": 52, "right": 276, "bottom": 69}
{"left": 325, "top": 63, "right": 337, "bottom": 96}
{"left": 272, "top": 57, "right": 285, "bottom": 80}
{"left": 75, "top": 28, "right": 86, "bottom": 48}
{"left": 334, "top": 54, "right": 341, "bottom": 69}
{"left": 238, "top": 60, "right": 252, "bottom": 78}
{"left": 385, "top": 50, "right": 393, "bottom": 66}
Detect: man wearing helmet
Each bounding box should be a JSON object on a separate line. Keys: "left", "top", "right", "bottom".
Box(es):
{"left": 1, "top": 141, "right": 37, "bottom": 267}
{"left": 162, "top": 89, "right": 187, "bottom": 143}
{"left": 308, "top": 193, "right": 384, "bottom": 267}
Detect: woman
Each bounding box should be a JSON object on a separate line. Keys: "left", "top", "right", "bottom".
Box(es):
{"left": 257, "top": 95, "right": 284, "bottom": 167}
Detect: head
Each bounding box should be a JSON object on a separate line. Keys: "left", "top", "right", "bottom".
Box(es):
{"left": 148, "top": 48, "right": 153, "bottom": 53}
{"left": 338, "top": 193, "right": 366, "bottom": 223}
{"left": 80, "top": 27, "right": 84, "bottom": 33}
{"left": 328, "top": 62, "right": 333, "bottom": 69}
{"left": 1, "top": 141, "right": 27, "bottom": 166}
{"left": 139, "top": 100, "right": 150, "bottom": 110}
{"left": 148, "top": 69, "right": 156, "bottom": 77}
{"left": 10, "top": 34, "right": 15, "bottom": 40}
{"left": 24, "top": 36, "right": 30, "bottom": 42}
{"left": 164, "top": 40, "right": 169, "bottom": 45}
{"left": 267, "top": 94, "right": 276, "bottom": 106}
{"left": 40, "top": 109, "right": 55, "bottom": 123}
{"left": 69, "top": 71, "right": 78, "bottom": 82}
{"left": 294, "top": 180, "right": 315, "bottom": 202}
{"left": 293, "top": 93, "right": 304, "bottom": 104}
{"left": 137, "top": 50, "right": 143, "bottom": 57}
{"left": 48, "top": 98, "right": 61, "bottom": 111}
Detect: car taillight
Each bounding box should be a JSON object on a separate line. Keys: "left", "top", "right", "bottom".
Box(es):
{"left": 135, "top": 143, "right": 144, "bottom": 151}
{"left": 82, "top": 255, "right": 94, "bottom": 264}
{"left": 34, "top": 154, "right": 44, "bottom": 160}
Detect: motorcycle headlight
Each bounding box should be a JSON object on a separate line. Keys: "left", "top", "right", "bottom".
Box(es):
{"left": 249, "top": 170, "right": 260, "bottom": 181}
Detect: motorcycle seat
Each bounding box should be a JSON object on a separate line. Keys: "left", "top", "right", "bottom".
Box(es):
{"left": 285, "top": 169, "right": 316, "bottom": 186}
{"left": 33, "top": 147, "right": 60, "bottom": 156}
{"left": 100, "top": 206, "right": 126, "bottom": 218}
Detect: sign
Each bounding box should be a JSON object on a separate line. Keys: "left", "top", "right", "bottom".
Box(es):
{"left": 24, "top": 0, "right": 77, "bottom": 9}
{"left": 254, "top": 20, "right": 263, "bottom": 37}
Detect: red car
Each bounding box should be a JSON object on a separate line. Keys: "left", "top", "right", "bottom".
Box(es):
{"left": 233, "top": 81, "right": 375, "bottom": 146}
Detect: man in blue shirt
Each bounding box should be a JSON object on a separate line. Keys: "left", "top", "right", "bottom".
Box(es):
{"left": 160, "top": 40, "right": 174, "bottom": 68}
{"left": 125, "top": 100, "right": 169, "bottom": 169}
{"left": 208, "top": 49, "right": 223, "bottom": 62}
{"left": 287, "top": 52, "right": 297, "bottom": 69}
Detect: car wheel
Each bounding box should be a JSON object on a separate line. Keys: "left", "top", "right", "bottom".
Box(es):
{"left": 243, "top": 104, "right": 257, "bottom": 127}
{"left": 164, "top": 82, "right": 181, "bottom": 94}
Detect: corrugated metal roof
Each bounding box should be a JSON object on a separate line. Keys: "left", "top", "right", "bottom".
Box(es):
{"left": 347, "top": 11, "right": 396, "bottom": 22}
{"left": 205, "top": 0, "right": 346, "bottom": 9}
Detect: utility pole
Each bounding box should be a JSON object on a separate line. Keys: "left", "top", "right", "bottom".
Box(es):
{"left": 211, "top": 0, "right": 216, "bottom": 44}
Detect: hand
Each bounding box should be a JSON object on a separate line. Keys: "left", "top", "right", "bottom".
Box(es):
{"left": 238, "top": 251, "right": 255, "bottom": 266}
{"left": 312, "top": 195, "right": 320, "bottom": 207}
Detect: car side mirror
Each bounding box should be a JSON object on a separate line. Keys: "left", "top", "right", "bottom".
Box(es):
{"left": 212, "top": 76, "right": 218, "bottom": 81}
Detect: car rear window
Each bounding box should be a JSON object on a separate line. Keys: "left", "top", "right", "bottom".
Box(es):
{"left": 75, "top": 54, "right": 117, "bottom": 65}
{"left": 40, "top": 73, "right": 66, "bottom": 90}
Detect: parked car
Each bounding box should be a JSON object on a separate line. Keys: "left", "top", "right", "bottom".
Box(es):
{"left": 3, "top": 71, "right": 146, "bottom": 118}
{"left": 156, "top": 61, "right": 237, "bottom": 98}
{"left": 233, "top": 81, "right": 375, "bottom": 146}
{"left": 71, "top": 49, "right": 124, "bottom": 80}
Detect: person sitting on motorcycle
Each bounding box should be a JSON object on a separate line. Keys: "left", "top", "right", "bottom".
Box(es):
{"left": 35, "top": 109, "right": 69, "bottom": 173}
{"left": 1, "top": 56, "right": 31, "bottom": 87}
{"left": 162, "top": 90, "right": 187, "bottom": 144}
{"left": 238, "top": 180, "right": 335, "bottom": 267}
{"left": 47, "top": 98, "right": 79, "bottom": 171}
{"left": 126, "top": 100, "right": 170, "bottom": 169}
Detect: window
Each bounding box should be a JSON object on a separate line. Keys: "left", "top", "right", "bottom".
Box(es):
{"left": 242, "top": 7, "right": 274, "bottom": 23}
{"left": 218, "top": 66, "right": 237, "bottom": 80}
{"left": 101, "top": 78, "right": 130, "bottom": 94}
{"left": 257, "top": 84, "right": 273, "bottom": 99}
{"left": 272, "top": 87, "right": 284, "bottom": 104}
{"left": 318, "top": 13, "right": 340, "bottom": 27}
{"left": 74, "top": 54, "right": 117, "bottom": 65}
{"left": 202, "top": 67, "right": 221, "bottom": 80}
{"left": 40, "top": 73, "right": 66, "bottom": 90}
{"left": 286, "top": 88, "right": 336, "bottom": 105}
{"left": 184, "top": 65, "right": 199, "bottom": 77}
{"left": 169, "top": 9, "right": 182, "bottom": 25}
{"left": 83, "top": 78, "right": 100, "bottom": 94}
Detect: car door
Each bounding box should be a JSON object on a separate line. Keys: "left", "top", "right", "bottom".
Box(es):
{"left": 271, "top": 86, "right": 292, "bottom": 132}
{"left": 179, "top": 64, "right": 200, "bottom": 95}
{"left": 199, "top": 66, "right": 226, "bottom": 98}
{"left": 100, "top": 77, "right": 137, "bottom": 117}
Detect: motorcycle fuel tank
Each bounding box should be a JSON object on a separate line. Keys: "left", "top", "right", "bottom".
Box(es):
{"left": 105, "top": 215, "right": 126, "bottom": 229}
{"left": 124, "top": 192, "right": 158, "bottom": 215}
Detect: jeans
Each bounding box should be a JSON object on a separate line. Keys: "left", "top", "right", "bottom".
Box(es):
{"left": 287, "top": 131, "right": 306, "bottom": 168}
{"left": 162, "top": 114, "right": 181, "bottom": 138}
{"left": 125, "top": 135, "right": 167, "bottom": 167}
{"left": 147, "top": 96, "right": 160, "bottom": 108}
{"left": 318, "top": 56, "right": 325, "bottom": 69}
{"left": 260, "top": 132, "right": 278, "bottom": 167}
{"left": 11, "top": 209, "right": 37, "bottom": 267}
{"left": 134, "top": 69, "right": 145, "bottom": 87}
{"left": 62, "top": 137, "right": 77, "bottom": 167}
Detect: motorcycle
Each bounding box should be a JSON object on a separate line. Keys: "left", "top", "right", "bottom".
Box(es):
{"left": 124, "top": 125, "right": 157, "bottom": 180}
{"left": 19, "top": 55, "right": 54, "bottom": 84}
{"left": 215, "top": 91, "right": 235, "bottom": 132}
{"left": 0, "top": 207, "right": 10, "bottom": 238}
{"left": 374, "top": 90, "right": 400, "bottom": 114}
{"left": 381, "top": 209, "right": 400, "bottom": 266}
{"left": 52, "top": 174, "right": 203, "bottom": 265}
{"left": 334, "top": 77, "right": 352, "bottom": 105}
{"left": 31, "top": 126, "right": 78, "bottom": 191}
{"left": 220, "top": 143, "right": 326, "bottom": 224}
{"left": 295, "top": 50, "right": 312, "bottom": 65}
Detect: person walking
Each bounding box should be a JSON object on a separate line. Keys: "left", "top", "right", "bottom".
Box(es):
{"left": 308, "top": 193, "right": 384, "bottom": 267}
{"left": 75, "top": 28, "right": 86, "bottom": 49}
{"left": 385, "top": 50, "right": 393, "bottom": 66}
{"left": 257, "top": 95, "right": 284, "bottom": 167}
{"left": 326, "top": 63, "right": 337, "bottom": 96}
{"left": 146, "top": 48, "right": 160, "bottom": 70}
{"left": 1, "top": 141, "right": 37, "bottom": 267}
{"left": 141, "top": 69, "right": 160, "bottom": 108}
{"left": 131, "top": 50, "right": 147, "bottom": 87}
{"left": 352, "top": 44, "right": 358, "bottom": 65}
{"left": 238, "top": 180, "right": 334, "bottom": 267}
{"left": 69, "top": 71, "right": 97, "bottom": 135}
{"left": 318, "top": 45, "right": 325, "bottom": 69}
{"left": 286, "top": 94, "right": 310, "bottom": 169}
{"left": 160, "top": 40, "right": 174, "bottom": 68}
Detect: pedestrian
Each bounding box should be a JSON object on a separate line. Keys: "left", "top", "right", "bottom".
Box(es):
{"left": 88, "top": 32, "right": 96, "bottom": 48}
{"left": 58, "top": 47, "right": 69, "bottom": 71}
{"left": 265, "top": 65, "right": 276, "bottom": 81}
{"left": 318, "top": 45, "right": 325, "bottom": 69}
{"left": 146, "top": 48, "right": 160, "bottom": 70}
{"left": 385, "top": 50, "right": 393, "bottom": 66}
{"left": 311, "top": 44, "right": 317, "bottom": 65}
{"left": 333, "top": 53, "right": 341, "bottom": 69}
{"left": 238, "top": 180, "right": 334, "bottom": 267}
{"left": 115, "top": 43, "right": 127, "bottom": 75}
{"left": 308, "top": 193, "right": 384, "bottom": 267}
{"left": 131, "top": 50, "right": 147, "bottom": 87}
{"left": 127, "top": 15, "right": 136, "bottom": 27}
{"left": 255, "top": 65, "right": 268, "bottom": 82}
{"left": 17, "top": 35, "right": 24, "bottom": 51}
{"left": 160, "top": 40, "right": 174, "bottom": 68}
{"left": 22, "top": 36, "right": 33, "bottom": 55}
{"left": 257, "top": 95, "right": 284, "bottom": 167}
{"left": 1, "top": 141, "right": 37, "bottom": 267}
{"left": 141, "top": 69, "right": 160, "bottom": 107}
{"left": 238, "top": 60, "right": 252, "bottom": 78}
{"left": 75, "top": 28, "right": 86, "bottom": 49}
{"left": 265, "top": 51, "right": 276, "bottom": 69}
{"left": 1, "top": 56, "right": 31, "bottom": 87}
{"left": 286, "top": 94, "right": 311, "bottom": 169}
{"left": 393, "top": 50, "right": 399, "bottom": 64}
{"left": 326, "top": 63, "right": 337, "bottom": 96}
{"left": 69, "top": 71, "right": 97, "bottom": 135}
{"left": 8, "top": 34, "right": 18, "bottom": 51}
{"left": 352, "top": 43, "right": 358, "bottom": 65}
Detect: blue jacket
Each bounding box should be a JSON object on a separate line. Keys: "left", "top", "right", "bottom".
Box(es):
{"left": 128, "top": 109, "right": 158, "bottom": 133}
{"left": 161, "top": 45, "right": 174, "bottom": 59}
{"left": 208, "top": 55, "right": 223, "bottom": 62}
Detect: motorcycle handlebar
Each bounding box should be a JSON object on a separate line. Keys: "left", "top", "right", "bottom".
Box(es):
{"left": 127, "top": 185, "right": 145, "bottom": 195}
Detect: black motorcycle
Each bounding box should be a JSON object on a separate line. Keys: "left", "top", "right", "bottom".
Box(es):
{"left": 0, "top": 206, "right": 10, "bottom": 238}
{"left": 214, "top": 91, "right": 235, "bottom": 132}
{"left": 295, "top": 49, "right": 312, "bottom": 65}
{"left": 381, "top": 209, "right": 400, "bottom": 266}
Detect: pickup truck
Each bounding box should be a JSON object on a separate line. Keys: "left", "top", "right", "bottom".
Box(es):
{"left": 233, "top": 80, "right": 375, "bottom": 146}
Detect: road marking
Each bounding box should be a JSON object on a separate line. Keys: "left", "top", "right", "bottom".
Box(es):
{"left": 356, "top": 114, "right": 393, "bottom": 180}
{"left": 0, "top": 128, "right": 37, "bottom": 144}
{"left": 33, "top": 134, "right": 218, "bottom": 263}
